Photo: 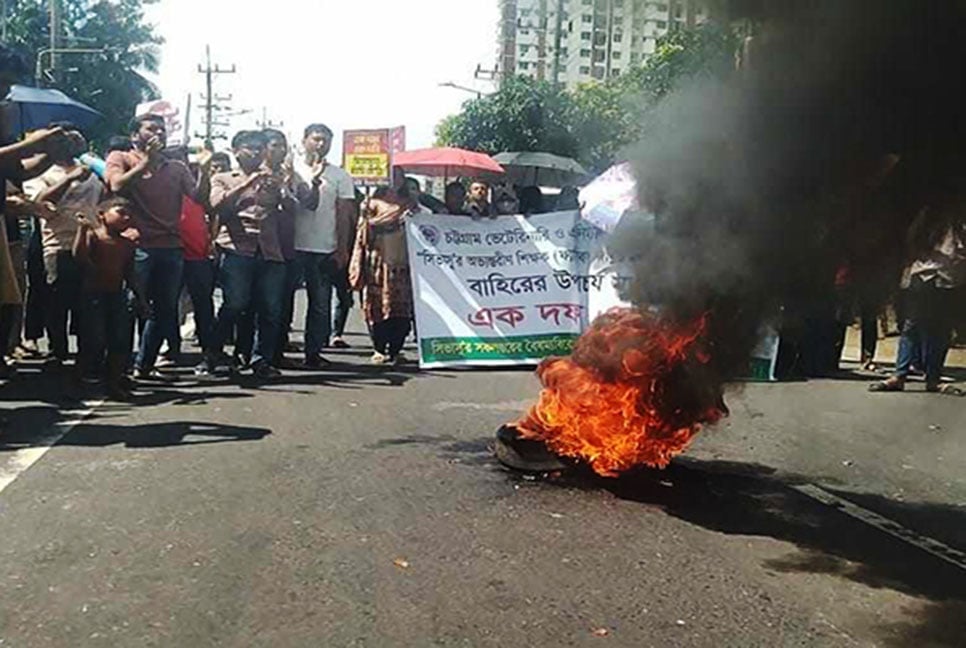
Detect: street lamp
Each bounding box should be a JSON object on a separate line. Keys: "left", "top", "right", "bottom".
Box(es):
{"left": 438, "top": 81, "right": 492, "bottom": 99}
{"left": 34, "top": 47, "right": 106, "bottom": 86}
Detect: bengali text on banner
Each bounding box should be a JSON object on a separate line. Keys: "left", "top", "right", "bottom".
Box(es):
{"left": 406, "top": 211, "right": 627, "bottom": 368}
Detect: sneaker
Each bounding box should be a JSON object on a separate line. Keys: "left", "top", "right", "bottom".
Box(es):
{"left": 156, "top": 354, "right": 178, "bottom": 368}
{"left": 331, "top": 337, "right": 350, "bottom": 349}
{"left": 252, "top": 362, "right": 282, "bottom": 379}
{"left": 134, "top": 368, "right": 171, "bottom": 382}
{"left": 19, "top": 340, "right": 41, "bottom": 357}
{"left": 370, "top": 351, "right": 389, "bottom": 365}
{"left": 193, "top": 358, "right": 216, "bottom": 379}
{"left": 304, "top": 355, "right": 333, "bottom": 369}
{"left": 234, "top": 353, "right": 251, "bottom": 371}
{"left": 276, "top": 356, "right": 303, "bottom": 370}
{"left": 392, "top": 352, "right": 410, "bottom": 366}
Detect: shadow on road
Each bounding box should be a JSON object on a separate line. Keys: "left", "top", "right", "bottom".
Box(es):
{"left": 0, "top": 414, "right": 271, "bottom": 450}
{"left": 61, "top": 420, "right": 272, "bottom": 448}
{"left": 537, "top": 458, "right": 966, "bottom": 647}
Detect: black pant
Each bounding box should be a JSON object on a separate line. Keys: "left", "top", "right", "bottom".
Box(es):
{"left": 859, "top": 303, "right": 879, "bottom": 361}
{"left": 79, "top": 291, "right": 132, "bottom": 378}
{"left": 333, "top": 268, "right": 353, "bottom": 338}
{"left": 44, "top": 252, "right": 82, "bottom": 360}
{"left": 24, "top": 224, "right": 46, "bottom": 342}
{"left": 183, "top": 259, "right": 216, "bottom": 352}
{"left": 278, "top": 258, "right": 302, "bottom": 358}
{"left": 371, "top": 317, "right": 411, "bottom": 357}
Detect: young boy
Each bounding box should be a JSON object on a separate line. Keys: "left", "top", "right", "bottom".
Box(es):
{"left": 73, "top": 197, "right": 141, "bottom": 397}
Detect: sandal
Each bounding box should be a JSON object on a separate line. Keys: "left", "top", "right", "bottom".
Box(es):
{"left": 869, "top": 378, "right": 904, "bottom": 392}
{"left": 929, "top": 384, "right": 965, "bottom": 397}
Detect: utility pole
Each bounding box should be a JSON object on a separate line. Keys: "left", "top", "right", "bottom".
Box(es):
{"left": 48, "top": 0, "right": 61, "bottom": 84}
{"left": 196, "top": 45, "right": 236, "bottom": 149}
{"left": 256, "top": 106, "right": 284, "bottom": 130}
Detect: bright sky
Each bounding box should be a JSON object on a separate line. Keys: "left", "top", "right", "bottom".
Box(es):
{"left": 147, "top": 0, "right": 498, "bottom": 156}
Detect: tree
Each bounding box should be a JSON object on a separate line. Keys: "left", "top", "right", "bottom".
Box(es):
{"left": 434, "top": 76, "right": 580, "bottom": 160}
{"left": 436, "top": 24, "right": 739, "bottom": 175}
{"left": 4, "top": 0, "right": 163, "bottom": 147}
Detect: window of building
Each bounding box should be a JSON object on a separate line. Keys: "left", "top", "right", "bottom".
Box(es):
{"left": 520, "top": 44, "right": 529, "bottom": 54}
{"left": 656, "top": 20, "right": 667, "bottom": 28}
{"left": 592, "top": 66, "right": 605, "bottom": 79}
{"left": 674, "top": 5, "right": 683, "bottom": 17}
{"left": 631, "top": 52, "right": 640, "bottom": 64}
{"left": 594, "top": 32, "right": 607, "bottom": 46}
{"left": 582, "top": 14, "right": 592, "bottom": 23}
{"left": 580, "top": 48, "right": 591, "bottom": 58}
{"left": 613, "top": 16, "right": 623, "bottom": 25}
{"left": 611, "top": 68, "right": 621, "bottom": 77}
{"left": 559, "top": 47, "right": 568, "bottom": 57}
{"left": 581, "top": 31, "right": 591, "bottom": 40}
{"left": 612, "top": 51, "right": 622, "bottom": 59}
{"left": 593, "top": 50, "right": 605, "bottom": 63}
{"left": 613, "top": 32, "right": 622, "bottom": 43}
{"left": 519, "top": 61, "right": 529, "bottom": 70}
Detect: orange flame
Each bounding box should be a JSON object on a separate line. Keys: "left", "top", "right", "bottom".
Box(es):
{"left": 515, "top": 308, "right": 728, "bottom": 477}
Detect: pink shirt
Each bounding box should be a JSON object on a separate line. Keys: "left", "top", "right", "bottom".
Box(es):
{"left": 104, "top": 151, "right": 195, "bottom": 249}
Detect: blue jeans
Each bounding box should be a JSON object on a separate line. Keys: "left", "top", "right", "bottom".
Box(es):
{"left": 183, "top": 259, "right": 216, "bottom": 352}
{"left": 79, "top": 291, "right": 133, "bottom": 376}
{"left": 298, "top": 251, "right": 337, "bottom": 358}
{"left": 211, "top": 250, "right": 286, "bottom": 366}
{"left": 238, "top": 259, "right": 300, "bottom": 364}
{"left": 895, "top": 284, "right": 953, "bottom": 385}
{"left": 135, "top": 248, "right": 184, "bottom": 370}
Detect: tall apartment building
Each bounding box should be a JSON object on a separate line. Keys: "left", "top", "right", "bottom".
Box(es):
{"left": 497, "top": 0, "right": 708, "bottom": 88}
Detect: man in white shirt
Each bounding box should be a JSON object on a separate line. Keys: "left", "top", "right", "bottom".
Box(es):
{"left": 293, "top": 123, "right": 356, "bottom": 367}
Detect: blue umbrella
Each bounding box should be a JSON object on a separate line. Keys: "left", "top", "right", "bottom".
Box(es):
{"left": 3, "top": 84, "right": 102, "bottom": 136}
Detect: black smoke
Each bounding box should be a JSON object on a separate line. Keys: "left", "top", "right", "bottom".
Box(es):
{"left": 614, "top": 0, "right": 966, "bottom": 382}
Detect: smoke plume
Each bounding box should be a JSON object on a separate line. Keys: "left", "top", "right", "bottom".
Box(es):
{"left": 616, "top": 0, "right": 966, "bottom": 382}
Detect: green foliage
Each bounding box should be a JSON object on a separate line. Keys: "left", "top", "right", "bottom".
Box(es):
{"left": 434, "top": 76, "right": 580, "bottom": 160}
{"left": 4, "top": 0, "right": 163, "bottom": 147}
{"left": 436, "top": 24, "right": 739, "bottom": 174}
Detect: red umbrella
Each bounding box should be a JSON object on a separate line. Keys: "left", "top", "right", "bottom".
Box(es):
{"left": 393, "top": 147, "right": 505, "bottom": 179}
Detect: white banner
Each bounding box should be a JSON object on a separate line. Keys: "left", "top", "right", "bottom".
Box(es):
{"left": 407, "top": 211, "right": 623, "bottom": 367}
{"left": 406, "top": 210, "right": 778, "bottom": 379}
{"left": 135, "top": 97, "right": 190, "bottom": 147}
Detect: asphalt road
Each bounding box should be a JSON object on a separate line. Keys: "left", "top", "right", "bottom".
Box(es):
{"left": 0, "top": 311, "right": 964, "bottom": 647}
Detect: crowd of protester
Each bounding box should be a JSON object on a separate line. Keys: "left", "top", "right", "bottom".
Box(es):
{"left": 0, "top": 43, "right": 578, "bottom": 398}
{"left": 0, "top": 45, "right": 962, "bottom": 401}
